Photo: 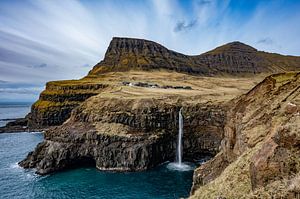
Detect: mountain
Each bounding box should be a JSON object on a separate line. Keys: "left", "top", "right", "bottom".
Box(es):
{"left": 88, "top": 37, "right": 300, "bottom": 76}
{"left": 2, "top": 37, "right": 299, "bottom": 131}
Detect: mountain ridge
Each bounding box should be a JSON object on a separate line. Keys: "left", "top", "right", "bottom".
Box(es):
{"left": 88, "top": 37, "right": 300, "bottom": 76}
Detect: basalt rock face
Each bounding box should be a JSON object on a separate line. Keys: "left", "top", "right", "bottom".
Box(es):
{"left": 0, "top": 118, "right": 29, "bottom": 133}
{"left": 89, "top": 37, "right": 300, "bottom": 76}
{"left": 26, "top": 80, "right": 109, "bottom": 128}
{"left": 88, "top": 37, "right": 197, "bottom": 75}
{"left": 197, "top": 42, "right": 262, "bottom": 74}
{"left": 190, "top": 72, "right": 300, "bottom": 199}
{"left": 19, "top": 96, "right": 226, "bottom": 174}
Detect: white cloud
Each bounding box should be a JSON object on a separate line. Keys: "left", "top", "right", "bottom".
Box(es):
{"left": 0, "top": 0, "right": 299, "bottom": 101}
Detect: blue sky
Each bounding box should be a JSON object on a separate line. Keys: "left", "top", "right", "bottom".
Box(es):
{"left": 0, "top": 0, "right": 300, "bottom": 102}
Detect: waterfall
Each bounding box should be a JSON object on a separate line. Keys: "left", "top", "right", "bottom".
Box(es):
{"left": 176, "top": 108, "right": 183, "bottom": 165}
{"left": 166, "top": 107, "right": 193, "bottom": 171}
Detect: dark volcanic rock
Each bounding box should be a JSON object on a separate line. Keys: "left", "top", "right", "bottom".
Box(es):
{"left": 19, "top": 97, "right": 226, "bottom": 174}
{"left": 19, "top": 126, "right": 176, "bottom": 174}
{"left": 0, "top": 118, "right": 29, "bottom": 133}
{"left": 27, "top": 82, "right": 109, "bottom": 128}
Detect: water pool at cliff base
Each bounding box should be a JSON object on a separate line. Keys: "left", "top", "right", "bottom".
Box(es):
{"left": 0, "top": 133, "right": 195, "bottom": 199}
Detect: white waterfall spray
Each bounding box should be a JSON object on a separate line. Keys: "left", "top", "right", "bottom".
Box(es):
{"left": 176, "top": 107, "right": 183, "bottom": 165}
{"left": 166, "top": 107, "right": 193, "bottom": 171}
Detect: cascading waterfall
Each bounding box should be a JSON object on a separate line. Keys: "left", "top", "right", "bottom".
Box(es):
{"left": 176, "top": 107, "right": 183, "bottom": 165}
{"left": 167, "top": 107, "right": 193, "bottom": 171}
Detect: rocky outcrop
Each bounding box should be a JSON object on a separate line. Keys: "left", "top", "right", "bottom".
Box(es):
{"left": 27, "top": 80, "right": 109, "bottom": 128}
{"left": 19, "top": 96, "right": 226, "bottom": 174}
{"left": 89, "top": 37, "right": 300, "bottom": 76}
{"left": 190, "top": 72, "right": 300, "bottom": 198}
{"left": 0, "top": 118, "right": 29, "bottom": 133}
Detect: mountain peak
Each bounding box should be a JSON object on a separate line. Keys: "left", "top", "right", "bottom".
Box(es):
{"left": 106, "top": 37, "right": 168, "bottom": 56}
{"left": 225, "top": 41, "right": 257, "bottom": 51}
{"left": 88, "top": 37, "right": 300, "bottom": 76}
{"left": 204, "top": 41, "right": 257, "bottom": 55}
{"left": 111, "top": 37, "right": 155, "bottom": 43}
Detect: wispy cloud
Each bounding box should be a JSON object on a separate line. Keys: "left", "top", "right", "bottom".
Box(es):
{"left": 257, "top": 38, "right": 274, "bottom": 45}
{"left": 82, "top": 64, "right": 91, "bottom": 68}
{"left": 26, "top": 63, "right": 48, "bottom": 68}
{"left": 0, "top": 87, "right": 41, "bottom": 95}
{"left": 0, "top": 0, "right": 299, "bottom": 101}
{"left": 174, "top": 20, "right": 197, "bottom": 32}
{"left": 0, "top": 80, "right": 8, "bottom": 83}
{"left": 0, "top": 81, "right": 43, "bottom": 101}
{"left": 197, "top": 0, "right": 212, "bottom": 6}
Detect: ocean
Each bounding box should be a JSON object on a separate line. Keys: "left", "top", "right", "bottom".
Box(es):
{"left": 0, "top": 103, "right": 194, "bottom": 199}
{"left": 0, "top": 102, "right": 31, "bottom": 127}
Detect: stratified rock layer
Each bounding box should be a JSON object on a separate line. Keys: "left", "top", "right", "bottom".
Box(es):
{"left": 89, "top": 37, "right": 300, "bottom": 76}
{"left": 27, "top": 80, "right": 109, "bottom": 128}
{"left": 19, "top": 96, "right": 226, "bottom": 174}
{"left": 190, "top": 72, "right": 300, "bottom": 199}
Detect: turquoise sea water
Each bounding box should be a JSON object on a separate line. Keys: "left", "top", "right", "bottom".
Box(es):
{"left": 0, "top": 104, "right": 195, "bottom": 199}
{"left": 0, "top": 132, "right": 194, "bottom": 199}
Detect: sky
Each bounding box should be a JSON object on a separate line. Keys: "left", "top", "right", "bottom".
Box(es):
{"left": 0, "top": 0, "right": 300, "bottom": 102}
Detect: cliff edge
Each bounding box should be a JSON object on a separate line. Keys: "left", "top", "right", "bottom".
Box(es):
{"left": 190, "top": 72, "right": 300, "bottom": 198}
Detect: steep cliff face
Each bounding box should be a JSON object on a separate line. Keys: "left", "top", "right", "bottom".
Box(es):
{"left": 88, "top": 37, "right": 196, "bottom": 75}
{"left": 198, "top": 42, "right": 262, "bottom": 74}
{"left": 190, "top": 72, "right": 300, "bottom": 198}
{"left": 10, "top": 37, "right": 299, "bottom": 130}
{"left": 19, "top": 95, "right": 226, "bottom": 174}
{"left": 27, "top": 80, "right": 109, "bottom": 128}
{"left": 89, "top": 37, "right": 300, "bottom": 76}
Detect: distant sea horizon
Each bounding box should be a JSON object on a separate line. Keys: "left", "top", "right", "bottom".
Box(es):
{"left": 0, "top": 101, "right": 33, "bottom": 106}
{"left": 0, "top": 102, "right": 32, "bottom": 127}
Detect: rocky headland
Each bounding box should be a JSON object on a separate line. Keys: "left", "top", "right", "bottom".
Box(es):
{"left": 5, "top": 37, "right": 300, "bottom": 198}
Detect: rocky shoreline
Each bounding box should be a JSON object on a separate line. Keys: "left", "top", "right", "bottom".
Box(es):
{"left": 19, "top": 97, "right": 225, "bottom": 174}
{"left": 0, "top": 118, "right": 30, "bottom": 133}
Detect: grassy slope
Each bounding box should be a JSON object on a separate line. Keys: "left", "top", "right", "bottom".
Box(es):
{"left": 190, "top": 72, "right": 300, "bottom": 199}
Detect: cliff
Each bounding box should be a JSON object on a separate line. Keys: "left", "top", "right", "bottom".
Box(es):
{"left": 190, "top": 72, "right": 300, "bottom": 198}
{"left": 27, "top": 80, "right": 109, "bottom": 128}
{"left": 16, "top": 38, "right": 300, "bottom": 130}
{"left": 19, "top": 92, "right": 226, "bottom": 174}
{"left": 18, "top": 69, "right": 262, "bottom": 174}
{"left": 20, "top": 67, "right": 263, "bottom": 174}
{"left": 89, "top": 37, "right": 300, "bottom": 76}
